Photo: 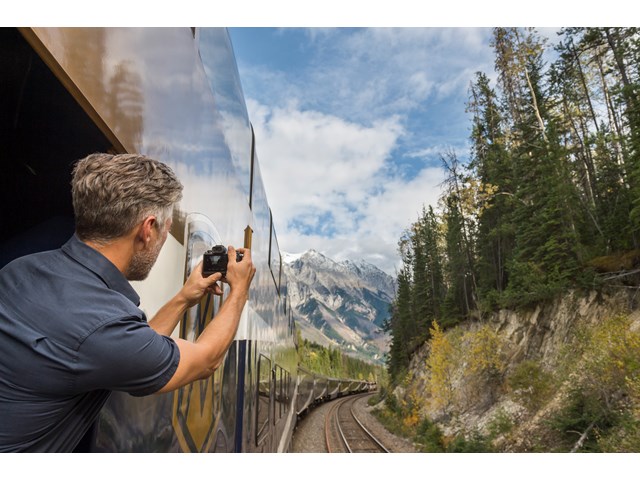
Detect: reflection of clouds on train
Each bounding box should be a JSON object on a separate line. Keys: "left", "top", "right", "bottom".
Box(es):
{"left": 199, "top": 28, "right": 254, "bottom": 203}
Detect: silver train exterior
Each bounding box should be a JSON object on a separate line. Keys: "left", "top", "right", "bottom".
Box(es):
{"left": 0, "top": 27, "right": 374, "bottom": 452}
{"left": 295, "top": 368, "right": 375, "bottom": 418}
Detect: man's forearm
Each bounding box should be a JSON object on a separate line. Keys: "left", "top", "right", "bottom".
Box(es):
{"left": 195, "top": 288, "right": 248, "bottom": 370}
{"left": 148, "top": 293, "right": 190, "bottom": 336}
{"left": 154, "top": 288, "right": 248, "bottom": 393}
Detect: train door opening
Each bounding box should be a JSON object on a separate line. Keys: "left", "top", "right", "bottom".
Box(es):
{"left": 0, "top": 28, "right": 115, "bottom": 268}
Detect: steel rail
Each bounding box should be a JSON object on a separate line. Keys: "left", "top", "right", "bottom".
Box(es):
{"left": 325, "top": 393, "right": 388, "bottom": 453}
{"left": 347, "top": 399, "right": 389, "bottom": 453}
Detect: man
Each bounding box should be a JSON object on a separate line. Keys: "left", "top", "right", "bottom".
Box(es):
{"left": 0, "top": 153, "right": 255, "bottom": 452}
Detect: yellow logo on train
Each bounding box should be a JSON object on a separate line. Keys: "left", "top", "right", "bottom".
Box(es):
{"left": 172, "top": 292, "right": 223, "bottom": 452}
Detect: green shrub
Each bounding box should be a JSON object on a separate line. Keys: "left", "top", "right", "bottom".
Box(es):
{"left": 446, "top": 431, "right": 493, "bottom": 452}
{"left": 549, "top": 314, "right": 640, "bottom": 452}
{"left": 487, "top": 408, "right": 514, "bottom": 438}
{"left": 415, "top": 418, "right": 446, "bottom": 453}
{"left": 547, "top": 388, "right": 610, "bottom": 452}
{"left": 507, "top": 359, "right": 554, "bottom": 411}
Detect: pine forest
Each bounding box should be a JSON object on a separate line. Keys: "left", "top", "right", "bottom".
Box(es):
{"left": 381, "top": 27, "right": 640, "bottom": 452}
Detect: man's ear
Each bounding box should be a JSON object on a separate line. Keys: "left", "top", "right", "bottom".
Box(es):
{"left": 137, "top": 215, "right": 157, "bottom": 247}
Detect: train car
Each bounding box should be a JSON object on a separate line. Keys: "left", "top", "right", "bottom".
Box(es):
{"left": 339, "top": 380, "right": 352, "bottom": 397}
{"left": 295, "top": 367, "right": 316, "bottom": 416}
{"left": 1, "top": 26, "right": 379, "bottom": 453}
{"left": 1, "top": 26, "right": 300, "bottom": 453}
{"left": 327, "top": 378, "right": 341, "bottom": 400}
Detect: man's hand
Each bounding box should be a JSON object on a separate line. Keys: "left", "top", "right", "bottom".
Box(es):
{"left": 223, "top": 246, "right": 256, "bottom": 299}
{"left": 149, "top": 259, "right": 223, "bottom": 336}
{"left": 149, "top": 247, "right": 254, "bottom": 338}
{"left": 177, "top": 261, "right": 224, "bottom": 309}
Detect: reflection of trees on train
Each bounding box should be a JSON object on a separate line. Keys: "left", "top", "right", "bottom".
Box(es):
{"left": 65, "top": 29, "right": 144, "bottom": 151}
{"left": 107, "top": 61, "right": 144, "bottom": 150}
{"left": 256, "top": 354, "right": 271, "bottom": 444}
{"left": 63, "top": 28, "right": 107, "bottom": 112}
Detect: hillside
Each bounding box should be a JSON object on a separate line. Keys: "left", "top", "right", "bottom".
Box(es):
{"left": 382, "top": 289, "right": 640, "bottom": 452}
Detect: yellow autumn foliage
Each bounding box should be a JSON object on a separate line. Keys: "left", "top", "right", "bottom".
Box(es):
{"left": 426, "top": 320, "right": 457, "bottom": 412}
{"left": 464, "top": 324, "right": 505, "bottom": 377}
{"left": 579, "top": 315, "right": 640, "bottom": 406}
{"left": 425, "top": 320, "right": 507, "bottom": 414}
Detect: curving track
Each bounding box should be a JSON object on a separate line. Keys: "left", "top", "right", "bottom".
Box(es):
{"left": 325, "top": 393, "right": 389, "bottom": 453}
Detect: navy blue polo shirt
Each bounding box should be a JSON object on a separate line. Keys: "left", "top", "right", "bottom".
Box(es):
{"left": 0, "top": 235, "right": 180, "bottom": 452}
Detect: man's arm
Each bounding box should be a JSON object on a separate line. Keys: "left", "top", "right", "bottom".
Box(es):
{"left": 156, "top": 246, "right": 255, "bottom": 393}
{"left": 147, "top": 261, "right": 224, "bottom": 336}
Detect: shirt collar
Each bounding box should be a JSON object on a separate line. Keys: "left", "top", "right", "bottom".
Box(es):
{"left": 61, "top": 234, "right": 141, "bottom": 306}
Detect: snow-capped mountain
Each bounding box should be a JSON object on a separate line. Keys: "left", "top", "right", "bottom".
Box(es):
{"left": 282, "top": 250, "right": 395, "bottom": 363}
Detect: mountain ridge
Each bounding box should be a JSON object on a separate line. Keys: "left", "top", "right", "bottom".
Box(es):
{"left": 282, "top": 249, "right": 395, "bottom": 364}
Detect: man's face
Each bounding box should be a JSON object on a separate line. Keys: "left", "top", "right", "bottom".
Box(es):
{"left": 126, "top": 217, "right": 172, "bottom": 281}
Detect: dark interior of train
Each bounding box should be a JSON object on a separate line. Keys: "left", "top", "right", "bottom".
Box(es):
{"left": 0, "top": 28, "right": 113, "bottom": 268}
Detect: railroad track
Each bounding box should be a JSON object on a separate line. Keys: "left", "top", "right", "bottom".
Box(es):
{"left": 324, "top": 392, "right": 389, "bottom": 453}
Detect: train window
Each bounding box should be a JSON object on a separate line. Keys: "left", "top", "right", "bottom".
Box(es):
{"left": 275, "top": 366, "right": 290, "bottom": 419}
{"left": 276, "top": 366, "right": 283, "bottom": 419}
{"left": 256, "top": 354, "right": 271, "bottom": 445}
{"left": 249, "top": 126, "right": 256, "bottom": 210}
{"left": 180, "top": 214, "right": 222, "bottom": 341}
{"left": 283, "top": 369, "right": 290, "bottom": 415}
{"left": 268, "top": 210, "right": 282, "bottom": 295}
{"left": 250, "top": 157, "right": 271, "bottom": 270}
{"left": 281, "top": 275, "right": 288, "bottom": 316}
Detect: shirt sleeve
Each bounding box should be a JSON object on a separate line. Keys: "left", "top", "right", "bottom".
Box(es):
{"left": 74, "top": 316, "right": 180, "bottom": 396}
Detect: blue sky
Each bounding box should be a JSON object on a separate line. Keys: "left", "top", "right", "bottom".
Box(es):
{"left": 7, "top": 2, "right": 603, "bottom": 275}
{"left": 228, "top": 27, "right": 498, "bottom": 274}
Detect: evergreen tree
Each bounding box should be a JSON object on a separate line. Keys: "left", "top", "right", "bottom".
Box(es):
{"left": 441, "top": 151, "right": 477, "bottom": 322}
{"left": 468, "top": 71, "right": 515, "bottom": 307}
{"left": 493, "top": 28, "right": 581, "bottom": 306}
{"left": 554, "top": 28, "right": 636, "bottom": 254}
{"left": 410, "top": 206, "right": 446, "bottom": 338}
{"left": 387, "top": 266, "right": 413, "bottom": 382}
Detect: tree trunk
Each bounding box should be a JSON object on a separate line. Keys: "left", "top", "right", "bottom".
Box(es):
{"left": 570, "top": 419, "right": 598, "bottom": 453}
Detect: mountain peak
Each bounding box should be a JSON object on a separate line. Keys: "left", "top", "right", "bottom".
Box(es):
{"left": 282, "top": 251, "right": 304, "bottom": 264}
{"left": 282, "top": 249, "right": 395, "bottom": 364}
{"left": 283, "top": 249, "right": 331, "bottom": 263}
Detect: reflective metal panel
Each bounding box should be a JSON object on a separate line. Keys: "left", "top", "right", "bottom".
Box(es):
{"left": 17, "top": 27, "right": 298, "bottom": 453}
{"left": 198, "top": 28, "right": 252, "bottom": 205}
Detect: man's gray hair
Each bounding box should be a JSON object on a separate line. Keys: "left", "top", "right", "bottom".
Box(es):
{"left": 71, "top": 153, "right": 183, "bottom": 243}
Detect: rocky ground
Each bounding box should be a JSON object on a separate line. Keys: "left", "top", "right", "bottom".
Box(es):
{"left": 291, "top": 393, "right": 418, "bottom": 453}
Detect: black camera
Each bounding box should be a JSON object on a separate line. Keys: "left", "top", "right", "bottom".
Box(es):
{"left": 202, "top": 245, "right": 243, "bottom": 277}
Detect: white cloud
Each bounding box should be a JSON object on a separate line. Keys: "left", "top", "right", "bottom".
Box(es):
{"left": 248, "top": 99, "right": 448, "bottom": 274}
{"left": 235, "top": 28, "right": 498, "bottom": 274}
{"left": 250, "top": 99, "right": 402, "bottom": 210}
